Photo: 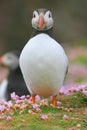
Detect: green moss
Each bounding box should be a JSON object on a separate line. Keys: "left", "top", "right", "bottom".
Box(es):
{"left": 0, "top": 93, "right": 87, "bottom": 130}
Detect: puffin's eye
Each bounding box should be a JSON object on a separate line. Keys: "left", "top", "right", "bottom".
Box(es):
{"left": 48, "top": 13, "right": 51, "bottom": 18}
{"left": 7, "top": 55, "right": 12, "bottom": 59}
{"left": 33, "top": 14, "right": 36, "bottom": 18}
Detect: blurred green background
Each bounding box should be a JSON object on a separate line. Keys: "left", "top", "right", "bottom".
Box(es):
{"left": 0, "top": 0, "right": 87, "bottom": 54}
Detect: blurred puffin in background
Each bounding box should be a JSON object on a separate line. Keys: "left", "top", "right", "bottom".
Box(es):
{"left": 0, "top": 51, "right": 30, "bottom": 101}
{"left": 19, "top": 8, "right": 68, "bottom": 106}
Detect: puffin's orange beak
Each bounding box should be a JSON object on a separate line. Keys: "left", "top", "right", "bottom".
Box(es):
{"left": 39, "top": 14, "right": 44, "bottom": 29}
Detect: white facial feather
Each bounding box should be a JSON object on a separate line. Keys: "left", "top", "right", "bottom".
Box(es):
{"left": 32, "top": 11, "right": 39, "bottom": 23}
{"left": 2, "top": 53, "right": 19, "bottom": 70}
{"left": 44, "top": 11, "right": 54, "bottom": 29}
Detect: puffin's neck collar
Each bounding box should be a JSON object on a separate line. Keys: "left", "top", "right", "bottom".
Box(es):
{"left": 31, "top": 27, "right": 54, "bottom": 38}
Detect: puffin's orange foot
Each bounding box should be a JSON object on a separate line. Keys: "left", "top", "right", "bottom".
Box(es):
{"left": 32, "top": 96, "right": 35, "bottom": 104}
{"left": 52, "top": 96, "right": 57, "bottom": 106}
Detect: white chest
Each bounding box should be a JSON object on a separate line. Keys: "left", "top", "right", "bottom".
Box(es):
{"left": 20, "top": 34, "right": 68, "bottom": 96}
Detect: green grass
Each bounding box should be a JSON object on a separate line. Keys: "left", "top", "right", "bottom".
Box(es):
{"left": 6, "top": 111, "right": 79, "bottom": 130}
{"left": 58, "top": 92, "right": 87, "bottom": 108}
{"left": 0, "top": 92, "right": 87, "bottom": 130}
{"left": 73, "top": 55, "right": 87, "bottom": 65}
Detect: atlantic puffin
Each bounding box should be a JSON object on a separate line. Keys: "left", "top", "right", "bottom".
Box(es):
{"left": 0, "top": 51, "right": 30, "bottom": 100}
{"left": 19, "top": 8, "right": 68, "bottom": 105}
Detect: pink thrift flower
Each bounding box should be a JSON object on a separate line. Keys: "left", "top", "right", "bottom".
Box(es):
{"left": 1, "top": 99, "right": 6, "bottom": 103}
{"left": 16, "top": 100, "right": 20, "bottom": 104}
{"left": 7, "top": 101, "right": 13, "bottom": 108}
{"left": 32, "top": 104, "right": 38, "bottom": 109}
{"left": 63, "top": 90, "right": 69, "bottom": 95}
{"left": 20, "top": 95, "right": 26, "bottom": 100}
{"left": 63, "top": 114, "right": 69, "bottom": 120}
{"left": 78, "top": 85, "right": 85, "bottom": 91}
{"left": 35, "top": 95, "right": 41, "bottom": 101}
{"left": 28, "top": 110, "right": 35, "bottom": 115}
{"left": 83, "top": 85, "right": 87, "bottom": 91}
{"left": 28, "top": 110, "right": 33, "bottom": 114}
{"left": 40, "top": 114, "right": 48, "bottom": 120}
{"left": 36, "top": 107, "right": 41, "bottom": 112}
{"left": 0, "top": 105, "right": 5, "bottom": 112}
{"left": 6, "top": 116, "right": 12, "bottom": 121}
{"left": 57, "top": 101, "right": 61, "bottom": 106}
{"left": 59, "top": 86, "right": 65, "bottom": 94}
{"left": 11, "top": 92, "right": 19, "bottom": 100}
